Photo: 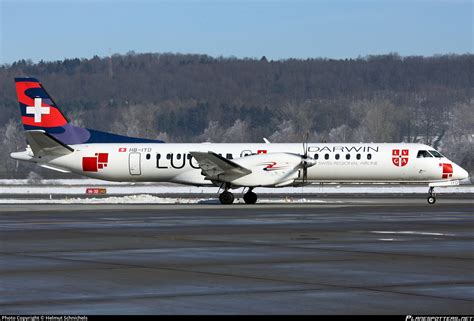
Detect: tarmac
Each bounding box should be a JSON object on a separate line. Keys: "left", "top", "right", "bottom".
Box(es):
{"left": 0, "top": 198, "right": 473, "bottom": 314}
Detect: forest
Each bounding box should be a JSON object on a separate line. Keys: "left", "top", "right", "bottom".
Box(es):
{"left": 0, "top": 52, "right": 472, "bottom": 179}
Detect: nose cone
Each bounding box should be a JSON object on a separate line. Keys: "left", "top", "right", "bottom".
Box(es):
{"left": 453, "top": 164, "right": 469, "bottom": 180}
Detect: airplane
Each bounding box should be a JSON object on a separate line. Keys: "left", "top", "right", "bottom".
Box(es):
{"left": 10, "top": 77, "right": 469, "bottom": 204}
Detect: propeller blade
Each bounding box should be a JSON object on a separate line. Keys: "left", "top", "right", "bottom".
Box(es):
{"left": 300, "top": 133, "right": 314, "bottom": 183}
{"left": 302, "top": 132, "right": 309, "bottom": 158}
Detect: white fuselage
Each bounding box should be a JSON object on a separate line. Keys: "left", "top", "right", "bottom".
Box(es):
{"left": 26, "top": 142, "right": 468, "bottom": 187}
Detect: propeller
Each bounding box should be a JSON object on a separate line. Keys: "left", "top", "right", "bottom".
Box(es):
{"left": 301, "top": 132, "right": 313, "bottom": 183}
{"left": 302, "top": 132, "right": 309, "bottom": 157}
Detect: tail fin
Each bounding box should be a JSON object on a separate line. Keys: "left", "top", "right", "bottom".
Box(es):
{"left": 15, "top": 78, "right": 69, "bottom": 129}
{"left": 14, "top": 77, "right": 165, "bottom": 145}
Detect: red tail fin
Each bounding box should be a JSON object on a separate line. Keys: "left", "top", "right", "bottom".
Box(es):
{"left": 15, "top": 78, "right": 68, "bottom": 128}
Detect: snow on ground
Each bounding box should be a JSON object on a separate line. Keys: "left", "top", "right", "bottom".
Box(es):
{"left": 0, "top": 180, "right": 473, "bottom": 195}
{"left": 0, "top": 179, "right": 472, "bottom": 204}
{"left": 1, "top": 185, "right": 471, "bottom": 204}
{"left": 0, "top": 194, "right": 328, "bottom": 204}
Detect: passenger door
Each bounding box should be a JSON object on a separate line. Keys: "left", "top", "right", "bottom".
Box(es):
{"left": 129, "top": 152, "right": 141, "bottom": 175}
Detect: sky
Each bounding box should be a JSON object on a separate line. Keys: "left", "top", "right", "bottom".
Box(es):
{"left": 0, "top": 0, "right": 472, "bottom": 64}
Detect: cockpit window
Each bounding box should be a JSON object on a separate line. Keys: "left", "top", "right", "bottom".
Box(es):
{"left": 429, "top": 150, "right": 444, "bottom": 158}
{"left": 417, "top": 150, "right": 433, "bottom": 158}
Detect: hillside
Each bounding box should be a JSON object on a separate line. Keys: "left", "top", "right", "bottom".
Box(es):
{"left": 0, "top": 53, "right": 472, "bottom": 178}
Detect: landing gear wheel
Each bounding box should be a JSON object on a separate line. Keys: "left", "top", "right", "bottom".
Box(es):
{"left": 427, "top": 186, "right": 436, "bottom": 205}
{"left": 219, "top": 191, "right": 235, "bottom": 205}
{"left": 427, "top": 196, "right": 436, "bottom": 205}
{"left": 243, "top": 191, "right": 258, "bottom": 204}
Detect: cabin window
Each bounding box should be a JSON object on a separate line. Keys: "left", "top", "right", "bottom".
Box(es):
{"left": 314, "top": 154, "right": 319, "bottom": 160}
{"left": 176, "top": 154, "right": 181, "bottom": 160}
{"left": 417, "top": 150, "right": 432, "bottom": 158}
{"left": 166, "top": 153, "right": 171, "bottom": 160}
{"left": 226, "top": 153, "right": 233, "bottom": 159}
{"left": 367, "top": 154, "right": 372, "bottom": 160}
{"left": 335, "top": 154, "right": 340, "bottom": 160}
{"left": 356, "top": 154, "right": 361, "bottom": 160}
{"left": 146, "top": 154, "right": 151, "bottom": 160}
{"left": 241, "top": 150, "right": 252, "bottom": 157}
{"left": 429, "top": 150, "right": 443, "bottom": 158}
{"left": 346, "top": 154, "right": 350, "bottom": 160}
{"left": 324, "top": 154, "right": 329, "bottom": 160}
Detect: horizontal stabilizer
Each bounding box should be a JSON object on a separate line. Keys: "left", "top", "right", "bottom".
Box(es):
{"left": 191, "top": 151, "right": 252, "bottom": 181}
{"left": 25, "top": 130, "right": 74, "bottom": 157}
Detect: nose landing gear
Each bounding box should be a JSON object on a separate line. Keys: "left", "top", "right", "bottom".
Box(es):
{"left": 427, "top": 186, "right": 436, "bottom": 204}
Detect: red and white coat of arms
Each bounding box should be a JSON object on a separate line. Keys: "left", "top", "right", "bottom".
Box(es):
{"left": 392, "top": 149, "right": 409, "bottom": 167}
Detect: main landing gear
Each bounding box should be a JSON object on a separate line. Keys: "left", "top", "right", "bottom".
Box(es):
{"left": 218, "top": 186, "right": 258, "bottom": 205}
{"left": 243, "top": 188, "right": 257, "bottom": 204}
{"left": 218, "top": 183, "right": 235, "bottom": 205}
{"left": 427, "top": 186, "right": 436, "bottom": 205}
{"left": 219, "top": 190, "right": 235, "bottom": 205}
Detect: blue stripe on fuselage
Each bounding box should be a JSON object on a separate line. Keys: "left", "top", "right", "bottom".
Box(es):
{"left": 85, "top": 129, "right": 165, "bottom": 144}
{"left": 23, "top": 124, "right": 165, "bottom": 144}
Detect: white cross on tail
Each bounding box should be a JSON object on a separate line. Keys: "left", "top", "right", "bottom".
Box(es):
{"left": 26, "top": 98, "right": 50, "bottom": 123}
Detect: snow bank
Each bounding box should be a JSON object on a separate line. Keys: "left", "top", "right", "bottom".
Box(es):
{"left": 0, "top": 181, "right": 472, "bottom": 195}
{"left": 0, "top": 194, "right": 328, "bottom": 204}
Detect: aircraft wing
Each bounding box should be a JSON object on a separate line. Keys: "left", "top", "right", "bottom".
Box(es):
{"left": 25, "top": 130, "right": 74, "bottom": 157}
{"left": 190, "top": 151, "right": 252, "bottom": 181}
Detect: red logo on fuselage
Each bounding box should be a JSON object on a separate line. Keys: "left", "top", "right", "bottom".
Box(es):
{"left": 82, "top": 153, "right": 109, "bottom": 172}
{"left": 439, "top": 163, "right": 453, "bottom": 179}
{"left": 392, "top": 149, "right": 409, "bottom": 167}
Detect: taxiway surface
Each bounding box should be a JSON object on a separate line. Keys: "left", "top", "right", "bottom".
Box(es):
{"left": 0, "top": 199, "right": 473, "bottom": 314}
